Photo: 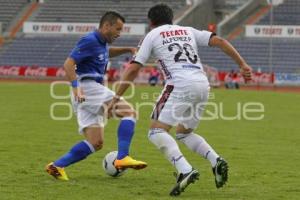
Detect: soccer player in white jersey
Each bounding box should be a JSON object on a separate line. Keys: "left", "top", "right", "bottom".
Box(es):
{"left": 108, "top": 4, "right": 252, "bottom": 196}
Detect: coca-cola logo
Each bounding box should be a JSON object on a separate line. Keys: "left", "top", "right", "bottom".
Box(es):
{"left": 56, "top": 68, "right": 66, "bottom": 77}
{"left": 0, "top": 66, "right": 21, "bottom": 76}
{"left": 24, "top": 67, "right": 47, "bottom": 76}
{"left": 257, "top": 73, "right": 272, "bottom": 83}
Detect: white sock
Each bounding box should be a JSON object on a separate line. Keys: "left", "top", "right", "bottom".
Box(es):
{"left": 176, "top": 132, "right": 219, "bottom": 167}
{"left": 148, "top": 128, "right": 192, "bottom": 174}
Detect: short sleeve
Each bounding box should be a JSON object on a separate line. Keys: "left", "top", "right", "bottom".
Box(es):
{"left": 133, "top": 33, "right": 153, "bottom": 65}
{"left": 69, "top": 37, "right": 95, "bottom": 64}
{"left": 190, "top": 28, "right": 214, "bottom": 47}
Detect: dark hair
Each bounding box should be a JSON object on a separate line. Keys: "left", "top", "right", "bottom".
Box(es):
{"left": 148, "top": 4, "right": 173, "bottom": 26}
{"left": 99, "top": 11, "right": 125, "bottom": 27}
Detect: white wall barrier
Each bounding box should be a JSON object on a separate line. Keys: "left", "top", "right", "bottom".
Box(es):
{"left": 246, "top": 25, "right": 300, "bottom": 38}
{"left": 23, "top": 22, "right": 146, "bottom": 35}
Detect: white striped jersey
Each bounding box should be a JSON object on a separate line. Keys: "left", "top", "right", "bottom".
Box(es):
{"left": 133, "top": 24, "right": 214, "bottom": 86}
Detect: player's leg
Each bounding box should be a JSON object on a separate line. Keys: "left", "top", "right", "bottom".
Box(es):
{"left": 46, "top": 115, "right": 103, "bottom": 180}
{"left": 176, "top": 124, "right": 228, "bottom": 188}
{"left": 46, "top": 124, "right": 103, "bottom": 180}
{"left": 149, "top": 85, "right": 194, "bottom": 175}
{"left": 52, "top": 126, "right": 102, "bottom": 167}
{"left": 46, "top": 81, "right": 111, "bottom": 180}
{"left": 149, "top": 120, "right": 192, "bottom": 174}
{"left": 175, "top": 82, "right": 219, "bottom": 166}
{"left": 46, "top": 126, "right": 102, "bottom": 181}
{"left": 176, "top": 124, "right": 220, "bottom": 167}
{"left": 148, "top": 120, "right": 199, "bottom": 196}
{"left": 175, "top": 91, "right": 228, "bottom": 188}
{"left": 83, "top": 126, "right": 104, "bottom": 151}
{"left": 173, "top": 82, "right": 228, "bottom": 188}
{"left": 148, "top": 85, "right": 199, "bottom": 196}
{"left": 108, "top": 99, "right": 147, "bottom": 170}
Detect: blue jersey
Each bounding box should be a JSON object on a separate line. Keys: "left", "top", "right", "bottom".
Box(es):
{"left": 69, "top": 31, "right": 109, "bottom": 82}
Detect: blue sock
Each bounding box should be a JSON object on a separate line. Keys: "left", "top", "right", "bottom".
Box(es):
{"left": 117, "top": 117, "right": 136, "bottom": 159}
{"left": 54, "top": 140, "right": 95, "bottom": 168}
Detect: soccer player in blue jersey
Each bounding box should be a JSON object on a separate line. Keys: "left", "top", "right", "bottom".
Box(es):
{"left": 46, "top": 11, "right": 147, "bottom": 180}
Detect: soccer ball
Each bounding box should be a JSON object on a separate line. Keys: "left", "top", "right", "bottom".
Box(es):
{"left": 102, "top": 151, "right": 127, "bottom": 177}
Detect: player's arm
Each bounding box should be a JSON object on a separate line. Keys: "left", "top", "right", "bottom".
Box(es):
{"left": 109, "top": 47, "right": 136, "bottom": 58}
{"left": 64, "top": 57, "right": 77, "bottom": 82}
{"left": 109, "top": 34, "right": 152, "bottom": 110}
{"left": 209, "top": 35, "right": 252, "bottom": 81}
{"left": 63, "top": 57, "right": 85, "bottom": 103}
{"left": 66, "top": 37, "right": 95, "bottom": 102}
{"left": 115, "top": 62, "right": 143, "bottom": 97}
{"left": 113, "top": 34, "right": 152, "bottom": 98}
{"left": 107, "top": 61, "right": 142, "bottom": 116}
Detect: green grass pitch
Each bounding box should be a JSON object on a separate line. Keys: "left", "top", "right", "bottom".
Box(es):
{"left": 0, "top": 82, "right": 299, "bottom": 200}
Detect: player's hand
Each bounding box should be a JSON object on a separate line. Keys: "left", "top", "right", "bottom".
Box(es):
{"left": 240, "top": 63, "right": 252, "bottom": 83}
{"left": 72, "top": 87, "right": 85, "bottom": 103}
{"left": 129, "top": 47, "right": 137, "bottom": 55}
{"left": 106, "top": 96, "right": 120, "bottom": 118}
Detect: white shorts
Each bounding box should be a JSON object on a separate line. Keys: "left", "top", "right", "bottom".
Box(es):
{"left": 71, "top": 80, "right": 115, "bottom": 134}
{"left": 151, "top": 81, "right": 210, "bottom": 129}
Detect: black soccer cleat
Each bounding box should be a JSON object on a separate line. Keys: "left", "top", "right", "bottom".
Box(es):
{"left": 212, "top": 157, "right": 228, "bottom": 188}
{"left": 169, "top": 169, "right": 200, "bottom": 196}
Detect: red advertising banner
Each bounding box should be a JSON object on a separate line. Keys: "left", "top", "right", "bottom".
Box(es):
{"left": 0, "top": 66, "right": 274, "bottom": 85}
{"left": 0, "top": 66, "right": 65, "bottom": 78}
{"left": 219, "top": 71, "right": 274, "bottom": 84}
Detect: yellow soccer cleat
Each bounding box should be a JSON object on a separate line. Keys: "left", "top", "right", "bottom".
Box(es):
{"left": 114, "top": 156, "right": 147, "bottom": 170}
{"left": 46, "top": 162, "right": 69, "bottom": 181}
